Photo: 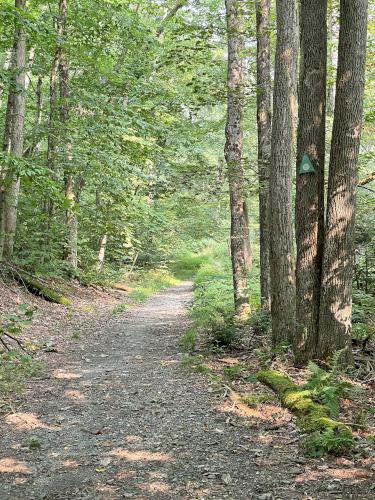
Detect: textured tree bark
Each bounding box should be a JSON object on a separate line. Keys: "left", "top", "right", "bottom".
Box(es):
{"left": 24, "top": 74, "right": 43, "bottom": 157}
{"left": 327, "top": 0, "right": 339, "bottom": 115}
{"left": 96, "top": 234, "right": 108, "bottom": 273}
{"left": 45, "top": 52, "right": 59, "bottom": 219}
{"left": 294, "top": 0, "right": 327, "bottom": 364}
{"left": 269, "top": 0, "right": 298, "bottom": 344}
{"left": 224, "top": 0, "right": 250, "bottom": 320}
{"left": 59, "top": 0, "right": 78, "bottom": 270}
{"left": 0, "top": 50, "right": 15, "bottom": 259}
{"left": 256, "top": 0, "right": 271, "bottom": 311}
{"left": 1, "top": 0, "right": 27, "bottom": 261}
{"left": 318, "top": 0, "right": 368, "bottom": 363}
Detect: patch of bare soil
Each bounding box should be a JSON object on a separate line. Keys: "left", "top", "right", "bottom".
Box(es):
{"left": 0, "top": 282, "right": 374, "bottom": 499}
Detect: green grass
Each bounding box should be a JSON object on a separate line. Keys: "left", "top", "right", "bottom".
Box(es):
{"left": 170, "top": 252, "right": 210, "bottom": 280}
{"left": 182, "top": 243, "right": 262, "bottom": 348}
{"left": 112, "top": 252, "right": 209, "bottom": 314}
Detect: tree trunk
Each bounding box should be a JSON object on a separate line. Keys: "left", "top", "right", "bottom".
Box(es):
{"left": 96, "top": 234, "right": 108, "bottom": 273}
{"left": 1, "top": 0, "right": 27, "bottom": 261}
{"left": 224, "top": 0, "right": 250, "bottom": 320}
{"left": 24, "top": 75, "right": 43, "bottom": 156}
{"left": 269, "top": 0, "right": 298, "bottom": 345}
{"left": 318, "top": 0, "right": 368, "bottom": 363}
{"left": 64, "top": 171, "right": 78, "bottom": 269}
{"left": 294, "top": 0, "right": 327, "bottom": 364}
{"left": 327, "top": 0, "right": 339, "bottom": 115}
{"left": 58, "top": 0, "right": 78, "bottom": 270}
{"left": 0, "top": 51, "right": 15, "bottom": 258}
{"left": 256, "top": 0, "right": 271, "bottom": 311}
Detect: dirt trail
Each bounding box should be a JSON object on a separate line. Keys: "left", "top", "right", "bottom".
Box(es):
{"left": 0, "top": 282, "right": 373, "bottom": 499}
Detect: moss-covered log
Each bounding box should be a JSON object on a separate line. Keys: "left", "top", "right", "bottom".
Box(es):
{"left": 16, "top": 274, "right": 70, "bottom": 306}
{"left": 257, "top": 370, "right": 352, "bottom": 437}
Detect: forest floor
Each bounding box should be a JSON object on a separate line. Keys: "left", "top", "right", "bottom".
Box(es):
{"left": 0, "top": 281, "right": 374, "bottom": 499}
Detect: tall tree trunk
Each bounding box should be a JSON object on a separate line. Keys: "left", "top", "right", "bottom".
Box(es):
{"left": 327, "top": 0, "right": 339, "bottom": 115}
{"left": 294, "top": 0, "right": 327, "bottom": 364}
{"left": 256, "top": 0, "right": 271, "bottom": 311}
{"left": 224, "top": 0, "right": 251, "bottom": 320}
{"left": 96, "top": 234, "right": 108, "bottom": 273}
{"left": 269, "top": 0, "right": 298, "bottom": 344}
{"left": 95, "top": 190, "right": 107, "bottom": 273}
{"left": 1, "top": 0, "right": 27, "bottom": 261}
{"left": 0, "top": 49, "right": 15, "bottom": 259}
{"left": 58, "top": 0, "right": 78, "bottom": 270}
{"left": 318, "top": 0, "right": 368, "bottom": 363}
{"left": 25, "top": 75, "right": 43, "bottom": 156}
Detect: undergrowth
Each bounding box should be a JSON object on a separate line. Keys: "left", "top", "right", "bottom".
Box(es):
{"left": 0, "top": 305, "right": 41, "bottom": 412}
{"left": 180, "top": 243, "right": 262, "bottom": 351}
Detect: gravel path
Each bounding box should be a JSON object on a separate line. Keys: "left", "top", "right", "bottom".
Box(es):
{"left": 0, "top": 282, "right": 373, "bottom": 499}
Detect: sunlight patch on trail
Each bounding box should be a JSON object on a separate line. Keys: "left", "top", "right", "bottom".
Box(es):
{"left": 53, "top": 368, "right": 82, "bottom": 380}
{"left": 295, "top": 468, "right": 372, "bottom": 482}
{"left": 140, "top": 481, "right": 171, "bottom": 493}
{"left": 0, "top": 458, "right": 32, "bottom": 474}
{"left": 64, "top": 389, "right": 86, "bottom": 402}
{"left": 108, "top": 448, "right": 172, "bottom": 462}
{"left": 5, "top": 412, "right": 58, "bottom": 431}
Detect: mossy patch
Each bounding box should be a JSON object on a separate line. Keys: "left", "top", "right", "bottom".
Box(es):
{"left": 257, "top": 369, "right": 353, "bottom": 455}
{"left": 16, "top": 274, "right": 70, "bottom": 306}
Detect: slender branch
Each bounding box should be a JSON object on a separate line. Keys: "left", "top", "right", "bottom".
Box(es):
{"left": 156, "top": 0, "right": 188, "bottom": 36}
{"left": 358, "top": 172, "right": 375, "bottom": 186}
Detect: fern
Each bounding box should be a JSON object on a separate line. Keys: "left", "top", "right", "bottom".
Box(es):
{"left": 304, "top": 428, "right": 354, "bottom": 457}
{"left": 304, "top": 358, "right": 352, "bottom": 418}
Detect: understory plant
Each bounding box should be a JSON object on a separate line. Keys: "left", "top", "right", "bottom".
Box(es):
{"left": 0, "top": 305, "right": 40, "bottom": 409}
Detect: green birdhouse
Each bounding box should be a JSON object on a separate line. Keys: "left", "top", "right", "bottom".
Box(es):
{"left": 299, "top": 153, "right": 316, "bottom": 174}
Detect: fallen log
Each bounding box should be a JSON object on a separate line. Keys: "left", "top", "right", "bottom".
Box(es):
{"left": 15, "top": 273, "right": 71, "bottom": 306}
{"left": 257, "top": 370, "right": 352, "bottom": 439}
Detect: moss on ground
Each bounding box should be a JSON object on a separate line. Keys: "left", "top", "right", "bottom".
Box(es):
{"left": 257, "top": 369, "right": 353, "bottom": 455}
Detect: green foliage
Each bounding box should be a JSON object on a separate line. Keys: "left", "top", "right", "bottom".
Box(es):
{"left": 128, "top": 268, "right": 180, "bottom": 301}
{"left": 112, "top": 267, "right": 181, "bottom": 314}
{"left": 352, "top": 322, "right": 375, "bottom": 341}
{"left": 179, "top": 328, "right": 198, "bottom": 353}
{"left": 170, "top": 252, "right": 209, "bottom": 280}
{"left": 304, "top": 429, "right": 354, "bottom": 458}
{"left": 71, "top": 330, "right": 81, "bottom": 340}
{"left": 0, "top": 304, "right": 35, "bottom": 349}
{"left": 242, "top": 393, "right": 277, "bottom": 407}
{"left": 112, "top": 302, "right": 131, "bottom": 316}
{"left": 182, "top": 355, "right": 211, "bottom": 374}
{"left": 223, "top": 363, "right": 246, "bottom": 380}
{"left": 352, "top": 290, "right": 375, "bottom": 347}
{"left": 304, "top": 359, "right": 353, "bottom": 418}
{"left": 26, "top": 436, "right": 42, "bottom": 451}
{"left": 0, "top": 305, "right": 40, "bottom": 406}
{"left": 249, "top": 309, "right": 271, "bottom": 335}
{"left": 258, "top": 369, "right": 354, "bottom": 456}
{"left": 0, "top": 352, "right": 41, "bottom": 402}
